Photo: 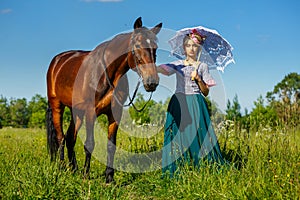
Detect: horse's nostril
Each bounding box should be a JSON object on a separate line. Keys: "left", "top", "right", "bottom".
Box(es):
{"left": 143, "top": 77, "right": 159, "bottom": 92}
{"left": 147, "top": 77, "right": 158, "bottom": 85}
{"left": 145, "top": 82, "right": 158, "bottom": 92}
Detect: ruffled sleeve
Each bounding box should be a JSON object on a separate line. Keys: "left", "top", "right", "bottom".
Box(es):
{"left": 199, "top": 63, "right": 216, "bottom": 87}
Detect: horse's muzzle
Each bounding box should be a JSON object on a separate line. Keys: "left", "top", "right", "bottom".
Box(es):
{"left": 143, "top": 77, "right": 159, "bottom": 92}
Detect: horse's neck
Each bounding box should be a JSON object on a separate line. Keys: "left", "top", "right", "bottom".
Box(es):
{"left": 89, "top": 33, "right": 132, "bottom": 91}
{"left": 103, "top": 33, "right": 132, "bottom": 80}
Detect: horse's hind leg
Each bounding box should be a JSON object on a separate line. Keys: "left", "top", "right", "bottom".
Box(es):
{"left": 66, "top": 109, "right": 83, "bottom": 171}
{"left": 50, "top": 100, "right": 65, "bottom": 161}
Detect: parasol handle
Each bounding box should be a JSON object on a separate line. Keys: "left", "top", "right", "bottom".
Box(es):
{"left": 191, "top": 47, "right": 202, "bottom": 81}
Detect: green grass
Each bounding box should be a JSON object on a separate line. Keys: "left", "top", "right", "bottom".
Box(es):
{"left": 0, "top": 127, "right": 299, "bottom": 199}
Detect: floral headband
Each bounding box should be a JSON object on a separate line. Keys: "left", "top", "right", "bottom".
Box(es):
{"left": 189, "top": 29, "right": 206, "bottom": 45}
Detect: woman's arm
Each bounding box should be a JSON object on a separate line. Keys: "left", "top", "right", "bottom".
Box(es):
{"left": 191, "top": 71, "right": 209, "bottom": 96}
{"left": 157, "top": 64, "right": 170, "bottom": 75}
{"left": 157, "top": 64, "right": 176, "bottom": 76}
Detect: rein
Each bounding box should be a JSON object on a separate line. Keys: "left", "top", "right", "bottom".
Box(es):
{"left": 101, "top": 39, "right": 153, "bottom": 112}
{"left": 125, "top": 49, "right": 153, "bottom": 112}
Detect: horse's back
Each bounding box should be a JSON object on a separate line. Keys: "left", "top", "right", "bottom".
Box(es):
{"left": 47, "top": 50, "right": 90, "bottom": 106}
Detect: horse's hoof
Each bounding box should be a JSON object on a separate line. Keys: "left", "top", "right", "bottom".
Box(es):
{"left": 69, "top": 162, "right": 78, "bottom": 172}
{"left": 83, "top": 171, "right": 90, "bottom": 180}
{"left": 105, "top": 174, "right": 114, "bottom": 184}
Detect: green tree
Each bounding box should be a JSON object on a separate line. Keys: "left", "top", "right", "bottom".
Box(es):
{"left": 225, "top": 94, "right": 242, "bottom": 132}
{"left": 97, "top": 114, "right": 108, "bottom": 129}
{"left": 249, "top": 95, "right": 278, "bottom": 130}
{"left": 28, "top": 94, "right": 47, "bottom": 128}
{"left": 240, "top": 108, "right": 250, "bottom": 133}
{"left": 0, "top": 95, "right": 10, "bottom": 127}
{"left": 266, "top": 72, "right": 300, "bottom": 125}
{"left": 129, "top": 93, "right": 156, "bottom": 125}
{"left": 266, "top": 72, "right": 300, "bottom": 103}
{"left": 225, "top": 94, "right": 242, "bottom": 122}
{"left": 63, "top": 107, "right": 72, "bottom": 128}
{"left": 148, "top": 99, "right": 168, "bottom": 127}
{"left": 9, "top": 98, "right": 29, "bottom": 128}
{"left": 205, "top": 97, "right": 225, "bottom": 126}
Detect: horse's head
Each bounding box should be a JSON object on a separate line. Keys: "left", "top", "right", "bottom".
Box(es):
{"left": 128, "top": 17, "right": 162, "bottom": 92}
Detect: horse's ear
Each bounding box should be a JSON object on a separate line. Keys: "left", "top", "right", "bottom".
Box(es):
{"left": 151, "top": 23, "right": 163, "bottom": 35}
{"left": 134, "top": 17, "right": 143, "bottom": 29}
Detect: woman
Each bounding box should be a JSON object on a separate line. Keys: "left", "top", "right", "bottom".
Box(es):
{"left": 158, "top": 29, "right": 226, "bottom": 177}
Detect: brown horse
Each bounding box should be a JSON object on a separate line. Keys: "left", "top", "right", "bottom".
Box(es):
{"left": 46, "top": 17, "right": 162, "bottom": 183}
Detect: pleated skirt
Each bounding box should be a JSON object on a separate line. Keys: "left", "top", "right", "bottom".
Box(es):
{"left": 162, "top": 93, "right": 226, "bottom": 177}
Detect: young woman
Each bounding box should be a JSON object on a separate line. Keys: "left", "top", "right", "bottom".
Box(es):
{"left": 158, "top": 30, "right": 226, "bottom": 177}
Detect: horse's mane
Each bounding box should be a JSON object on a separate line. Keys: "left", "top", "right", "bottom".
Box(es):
{"left": 82, "top": 32, "right": 131, "bottom": 93}
{"left": 82, "top": 27, "right": 158, "bottom": 93}
{"left": 93, "top": 26, "right": 158, "bottom": 54}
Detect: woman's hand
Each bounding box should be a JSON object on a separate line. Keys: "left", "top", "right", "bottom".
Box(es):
{"left": 191, "top": 70, "right": 200, "bottom": 81}
{"left": 190, "top": 61, "right": 200, "bottom": 80}
{"left": 191, "top": 71, "right": 209, "bottom": 96}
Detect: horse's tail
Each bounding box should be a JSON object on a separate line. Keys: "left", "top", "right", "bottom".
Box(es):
{"left": 46, "top": 103, "right": 58, "bottom": 161}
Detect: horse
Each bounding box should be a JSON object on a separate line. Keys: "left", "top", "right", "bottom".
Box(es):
{"left": 46, "top": 17, "right": 162, "bottom": 183}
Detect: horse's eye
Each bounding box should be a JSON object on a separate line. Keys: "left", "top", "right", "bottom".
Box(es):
{"left": 137, "top": 59, "right": 143, "bottom": 64}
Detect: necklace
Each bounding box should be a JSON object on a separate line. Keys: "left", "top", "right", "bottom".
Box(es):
{"left": 184, "top": 59, "right": 200, "bottom": 67}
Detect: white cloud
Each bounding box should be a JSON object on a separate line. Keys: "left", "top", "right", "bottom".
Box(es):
{"left": 0, "top": 9, "right": 12, "bottom": 14}
{"left": 82, "top": 0, "right": 123, "bottom": 2}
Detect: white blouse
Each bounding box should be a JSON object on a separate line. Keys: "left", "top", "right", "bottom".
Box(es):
{"left": 159, "top": 60, "right": 216, "bottom": 95}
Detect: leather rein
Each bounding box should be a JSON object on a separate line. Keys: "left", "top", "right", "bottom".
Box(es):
{"left": 101, "top": 39, "right": 153, "bottom": 112}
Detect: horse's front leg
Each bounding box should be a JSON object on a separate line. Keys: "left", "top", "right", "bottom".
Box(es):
{"left": 106, "top": 114, "right": 119, "bottom": 183}
{"left": 83, "top": 109, "right": 96, "bottom": 178}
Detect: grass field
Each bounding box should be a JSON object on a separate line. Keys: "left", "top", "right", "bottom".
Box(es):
{"left": 0, "top": 126, "right": 299, "bottom": 199}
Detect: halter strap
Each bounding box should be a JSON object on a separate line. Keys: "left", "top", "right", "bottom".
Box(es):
{"left": 121, "top": 48, "right": 153, "bottom": 112}
{"left": 101, "top": 40, "right": 152, "bottom": 112}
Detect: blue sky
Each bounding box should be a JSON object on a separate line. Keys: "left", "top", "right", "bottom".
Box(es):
{"left": 0, "top": 0, "right": 299, "bottom": 112}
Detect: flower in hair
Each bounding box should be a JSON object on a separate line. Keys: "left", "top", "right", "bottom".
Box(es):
{"left": 190, "top": 29, "right": 206, "bottom": 44}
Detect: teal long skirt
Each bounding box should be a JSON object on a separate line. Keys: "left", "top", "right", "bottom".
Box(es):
{"left": 162, "top": 93, "right": 226, "bottom": 177}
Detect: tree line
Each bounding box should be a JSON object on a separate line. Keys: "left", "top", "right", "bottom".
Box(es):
{"left": 0, "top": 72, "right": 299, "bottom": 130}
{"left": 224, "top": 72, "right": 299, "bottom": 131}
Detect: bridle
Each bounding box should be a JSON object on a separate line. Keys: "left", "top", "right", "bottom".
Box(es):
{"left": 101, "top": 33, "right": 155, "bottom": 112}
{"left": 127, "top": 47, "right": 153, "bottom": 112}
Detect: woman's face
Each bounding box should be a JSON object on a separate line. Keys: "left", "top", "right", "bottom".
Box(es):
{"left": 184, "top": 39, "right": 200, "bottom": 60}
